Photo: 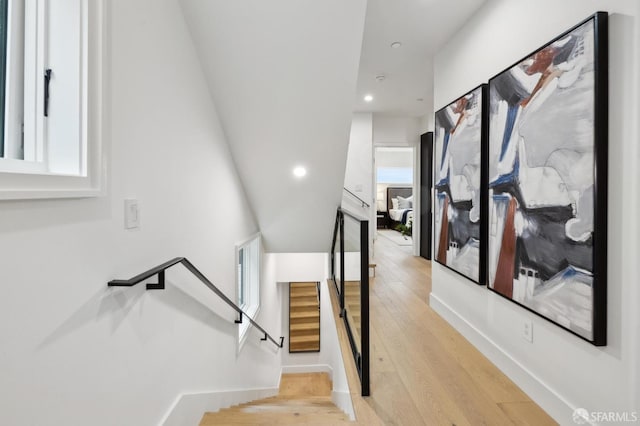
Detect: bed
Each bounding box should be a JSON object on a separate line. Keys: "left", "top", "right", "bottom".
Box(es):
{"left": 386, "top": 187, "right": 414, "bottom": 229}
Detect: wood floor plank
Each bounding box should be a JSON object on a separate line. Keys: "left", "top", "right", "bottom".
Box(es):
{"left": 362, "top": 232, "right": 557, "bottom": 426}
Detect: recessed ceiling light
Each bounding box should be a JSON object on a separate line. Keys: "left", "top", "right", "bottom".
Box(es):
{"left": 390, "top": 41, "right": 402, "bottom": 49}
{"left": 364, "top": 94, "right": 373, "bottom": 102}
{"left": 375, "top": 74, "right": 386, "bottom": 82}
{"left": 293, "top": 166, "right": 307, "bottom": 178}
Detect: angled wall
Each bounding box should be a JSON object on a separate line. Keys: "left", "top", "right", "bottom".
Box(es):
{"left": 432, "top": 1, "right": 639, "bottom": 424}
{"left": 0, "top": 0, "right": 283, "bottom": 424}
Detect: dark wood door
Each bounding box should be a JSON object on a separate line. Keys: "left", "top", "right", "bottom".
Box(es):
{"left": 420, "top": 132, "right": 433, "bottom": 259}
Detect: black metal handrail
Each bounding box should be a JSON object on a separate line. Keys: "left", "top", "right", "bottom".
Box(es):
{"left": 108, "top": 257, "right": 284, "bottom": 348}
{"left": 343, "top": 187, "right": 370, "bottom": 208}
{"left": 330, "top": 207, "right": 370, "bottom": 396}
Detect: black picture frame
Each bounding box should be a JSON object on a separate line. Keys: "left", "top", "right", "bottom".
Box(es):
{"left": 433, "top": 84, "right": 488, "bottom": 285}
{"left": 486, "top": 12, "right": 607, "bottom": 346}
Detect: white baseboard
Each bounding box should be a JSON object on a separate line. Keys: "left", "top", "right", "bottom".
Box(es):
{"left": 160, "top": 387, "right": 278, "bottom": 426}
{"left": 332, "top": 390, "right": 355, "bottom": 421}
{"left": 429, "top": 293, "right": 576, "bottom": 425}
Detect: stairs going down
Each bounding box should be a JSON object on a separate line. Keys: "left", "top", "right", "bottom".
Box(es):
{"left": 289, "top": 282, "right": 321, "bottom": 352}
{"left": 199, "top": 373, "right": 351, "bottom": 425}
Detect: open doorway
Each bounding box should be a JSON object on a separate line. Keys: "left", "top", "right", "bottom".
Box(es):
{"left": 374, "top": 147, "right": 415, "bottom": 253}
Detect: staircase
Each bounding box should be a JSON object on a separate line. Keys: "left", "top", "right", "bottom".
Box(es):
{"left": 289, "top": 282, "right": 321, "bottom": 352}
{"left": 199, "top": 373, "right": 351, "bottom": 425}
{"left": 344, "top": 281, "right": 361, "bottom": 340}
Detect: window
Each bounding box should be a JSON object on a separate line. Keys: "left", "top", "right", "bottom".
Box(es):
{"left": 236, "top": 234, "right": 261, "bottom": 346}
{"left": 376, "top": 167, "right": 413, "bottom": 184}
{"left": 0, "top": 0, "right": 105, "bottom": 199}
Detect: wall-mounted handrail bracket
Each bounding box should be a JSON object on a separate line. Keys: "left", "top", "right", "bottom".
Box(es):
{"left": 260, "top": 333, "right": 267, "bottom": 341}
{"left": 108, "top": 257, "right": 284, "bottom": 349}
{"left": 343, "top": 187, "right": 371, "bottom": 208}
{"left": 146, "top": 270, "right": 165, "bottom": 290}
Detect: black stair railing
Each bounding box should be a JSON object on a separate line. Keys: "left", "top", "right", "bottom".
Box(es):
{"left": 330, "top": 207, "right": 370, "bottom": 397}
{"left": 108, "top": 257, "right": 284, "bottom": 348}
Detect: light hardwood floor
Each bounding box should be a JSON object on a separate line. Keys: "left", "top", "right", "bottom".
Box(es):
{"left": 360, "top": 232, "right": 558, "bottom": 426}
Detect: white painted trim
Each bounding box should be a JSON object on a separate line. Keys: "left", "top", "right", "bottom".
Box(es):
{"left": 159, "top": 387, "right": 279, "bottom": 426}
{"left": 332, "top": 390, "right": 355, "bottom": 421}
{"left": 0, "top": 0, "right": 106, "bottom": 200}
{"left": 430, "top": 293, "right": 580, "bottom": 425}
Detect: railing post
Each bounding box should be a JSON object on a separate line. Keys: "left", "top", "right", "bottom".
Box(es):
{"left": 360, "top": 219, "right": 370, "bottom": 396}
{"left": 339, "top": 211, "right": 345, "bottom": 316}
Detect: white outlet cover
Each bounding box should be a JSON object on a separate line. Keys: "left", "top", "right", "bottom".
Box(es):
{"left": 124, "top": 199, "right": 140, "bottom": 229}
{"left": 523, "top": 320, "right": 533, "bottom": 343}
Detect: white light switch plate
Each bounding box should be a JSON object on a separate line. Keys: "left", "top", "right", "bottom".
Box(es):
{"left": 124, "top": 199, "right": 139, "bottom": 229}
{"left": 523, "top": 319, "right": 533, "bottom": 343}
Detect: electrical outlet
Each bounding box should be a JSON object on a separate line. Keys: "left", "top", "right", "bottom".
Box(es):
{"left": 523, "top": 319, "right": 533, "bottom": 343}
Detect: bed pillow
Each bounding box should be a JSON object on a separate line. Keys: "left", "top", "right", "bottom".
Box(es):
{"left": 406, "top": 195, "right": 413, "bottom": 207}
{"left": 398, "top": 196, "right": 411, "bottom": 209}
{"left": 391, "top": 198, "right": 399, "bottom": 210}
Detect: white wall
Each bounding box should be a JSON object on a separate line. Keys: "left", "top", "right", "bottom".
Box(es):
{"left": 372, "top": 115, "right": 420, "bottom": 147}
{"left": 432, "top": 1, "right": 639, "bottom": 424}
{"left": 343, "top": 113, "right": 374, "bottom": 218}
{"left": 343, "top": 113, "right": 375, "bottom": 255}
{"left": 0, "top": 1, "right": 283, "bottom": 425}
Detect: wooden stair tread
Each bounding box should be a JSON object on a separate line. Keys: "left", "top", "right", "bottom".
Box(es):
{"left": 290, "top": 334, "right": 320, "bottom": 343}
{"left": 290, "top": 342, "right": 320, "bottom": 350}
{"left": 290, "top": 288, "right": 318, "bottom": 296}
{"left": 290, "top": 322, "right": 320, "bottom": 331}
{"left": 290, "top": 310, "right": 320, "bottom": 319}
{"left": 199, "top": 373, "right": 348, "bottom": 425}
{"left": 290, "top": 300, "right": 319, "bottom": 307}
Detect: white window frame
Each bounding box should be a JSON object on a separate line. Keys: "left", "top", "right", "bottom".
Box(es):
{"left": 236, "top": 233, "right": 261, "bottom": 349}
{"left": 0, "top": 0, "right": 105, "bottom": 200}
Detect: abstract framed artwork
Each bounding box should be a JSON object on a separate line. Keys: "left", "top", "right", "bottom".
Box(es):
{"left": 434, "top": 84, "right": 487, "bottom": 284}
{"left": 487, "top": 12, "right": 608, "bottom": 345}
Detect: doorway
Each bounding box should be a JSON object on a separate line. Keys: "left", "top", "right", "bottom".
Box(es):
{"left": 374, "top": 147, "right": 415, "bottom": 253}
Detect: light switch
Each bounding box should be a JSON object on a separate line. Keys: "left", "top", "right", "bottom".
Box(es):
{"left": 124, "top": 199, "right": 139, "bottom": 229}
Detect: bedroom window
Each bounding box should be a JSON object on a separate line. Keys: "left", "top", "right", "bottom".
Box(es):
{"left": 376, "top": 167, "right": 413, "bottom": 184}
{"left": 0, "top": 0, "right": 105, "bottom": 199}
{"left": 236, "top": 234, "right": 261, "bottom": 346}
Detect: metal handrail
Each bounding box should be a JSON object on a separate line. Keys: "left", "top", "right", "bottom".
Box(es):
{"left": 329, "top": 207, "right": 370, "bottom": 396}
{"left": 343, "top": 187, "right": 371, "bottom": 208}
{"left": 108, "top": 257, "right": 284, "bottom": 348}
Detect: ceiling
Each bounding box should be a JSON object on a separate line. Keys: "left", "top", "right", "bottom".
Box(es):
{"left": 179, "top": 0, "right": 485, "bottom": 253}
{"left": 355, "top": 0, "right": 486, "bottom": 117}
{"left": 180, "top": 0, "right": 367, "bottom": 252}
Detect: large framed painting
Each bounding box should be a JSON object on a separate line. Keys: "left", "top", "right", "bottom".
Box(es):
{"left": 487, "top": 12, "right": 608, "bottom": 345}
{"left": 434, "top": 84, "right": 487, "bottom": 284}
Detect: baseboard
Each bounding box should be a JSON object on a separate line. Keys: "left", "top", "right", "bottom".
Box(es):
{"left": 429, "top": 293, "right": 575, "bottom": 425}
{"left": 160, "top": 387, "right": 278, "bottom": 426}
{"left": 332, "top": 390, "right": 355, "bottom": 421}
